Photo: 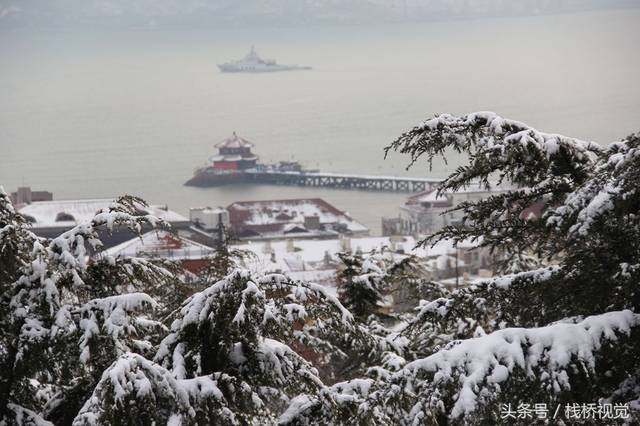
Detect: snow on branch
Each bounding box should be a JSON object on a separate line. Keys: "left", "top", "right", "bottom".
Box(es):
{"left": 386, "top": 111, "right": 601, "bottom": 179}
{"left": 401, "top": 266, "right": 561, "bottom": 356}
{"left": 6, "top": 403, "right": 55, "bottom": 426}
{"left": 72, "top": 353, "right": 227, "bottom": 425}
{"left": 49, "top": 195, "right": 168, "bottom": 274}
{"left": 76, "top": 293, "right": 157, "bottom": 365}
{"left": 2, "top": 192, "right": 172, "bottom": 420}
{"left": 156, "top": 269, "right": 360, "bottom": 377}
{"left": 0, "top": 186, "right": 37, "bottom": 255}
{"left": 11, "top": 195, "right": 168, "bottom": 319}
{"left": 384, "top": 112, "right": 606, "bottom": 258}
{"left": 547, "top": 132, "right": 640, "bottom": 237}
{"left": 394, "top": 310, "right": 640, "bottom": 422}
{"left": 151, "top": 268, "right": 392, "bottom": 422}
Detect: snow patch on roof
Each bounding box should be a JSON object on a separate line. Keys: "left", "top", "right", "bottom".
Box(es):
{"left": 214, "top": 132, "right": 254, "bottom": 149}
{"left": 228, "top": 198, "right": 368, "bottom": 234}
{"left": 236, "top": 236, "right": 478, "bottom": 274}
{"left": 19, "top": 199, "right": 188, "bottom": 228}
{"left": 102, "top": 230, "right": 215, "bottom": 261}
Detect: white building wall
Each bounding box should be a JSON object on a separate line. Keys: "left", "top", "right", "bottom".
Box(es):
{"left": 400, "top": 188, "right": 508, "bottom": 237}
{"left": 190, "top": 207, "right": 229, "bottom": 231}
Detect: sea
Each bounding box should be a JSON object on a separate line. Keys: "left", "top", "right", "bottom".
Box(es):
{"left": 1, "top": 9, "right": 639, "bottom": 234}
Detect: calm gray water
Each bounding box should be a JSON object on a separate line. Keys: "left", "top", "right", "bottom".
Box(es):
{"left": 1, "top": 9, "right": 639, "bottom": 234}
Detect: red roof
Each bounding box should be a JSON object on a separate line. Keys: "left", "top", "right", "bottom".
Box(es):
{"left": 226, "top": 198, "right": 369, "bottom": 236}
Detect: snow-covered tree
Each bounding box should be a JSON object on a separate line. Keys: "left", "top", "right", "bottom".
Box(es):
{"left": 0, "top": 190, "right": 33, "bottom": 291}
{"left": 0, "top": 189, "right": 396, "bottom": 425}
{"left": 337, "top": 252, "right": 387, "bottom": 321}
{"left": 0, "top": 191, "right": 172, "bottom": 425}
{"left": 197, "top": 223, "right": 254, "bottom": 288}
{"left": 385, "top": 255, "right": 447, "bottom": 314}
{"left": 4, "top": 111, "right": 639, "bottom": 425}
{"left": 374, "top": 112, "right": 640, "bottom": 423}
{"left": 74, "top": 268, "right": 380, "bottom": 424}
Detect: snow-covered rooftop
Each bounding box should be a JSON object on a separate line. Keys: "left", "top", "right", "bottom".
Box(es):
{"left": 235, "top": 236, "right": 478, "bottom": 275}
{"left": 190, "top": 206, "right": 227, "bottom": 215}
{"left": 407, "top": 190, "right": 450, "bottom": 205}
{"left": 407, "top": 182, "right": 513, "bottom": 205}
{"left": 19, "top": 198, "right": 188, "bottom": 228}
{"left": 227, "top": 198, "right": 368, "bottom": 236}
{"left": 100, "top": 230, "right": 215, "bottom": 261}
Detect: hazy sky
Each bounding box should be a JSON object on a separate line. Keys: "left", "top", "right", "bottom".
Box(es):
{"left": 1, "top": 0, "right": 639, "bottom": 28}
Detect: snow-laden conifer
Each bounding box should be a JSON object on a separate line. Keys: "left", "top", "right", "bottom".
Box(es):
{"left": 336, "top": 252, "right": 387, "bottom": 321}
{"left": 376, "top": 113, "right": 640, "bottom": 422}
{"left": 0, "top": 192, "right": 172, "bottom": 424}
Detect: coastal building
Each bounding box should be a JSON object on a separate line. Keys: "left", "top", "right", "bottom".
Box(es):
{"left": 186, "top": 206, "right": 231, "bottom": 247}
{"left": 383, "top": 184, "right": 511, "bottom": 237}
{"left": 99, "top": 230, "right": 216, "bottom": 274}
{"left": 18, "top": 198, "right": 191, "bottom": 248}
{"left": 9, "top": 187, "right": 53, "bottom": 206}
{"left": 209, "top": 132, "right": 258, "bottom": 172}
{"left": 226, "top": 198, "right": 369, "bottom": 241}
{"left": 235, "top": 235, "right": 493, "bottom": 292}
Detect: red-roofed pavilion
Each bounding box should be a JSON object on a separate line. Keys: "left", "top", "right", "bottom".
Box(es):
{"left": 209, "top": 132, "right": 259, "bottom": 171}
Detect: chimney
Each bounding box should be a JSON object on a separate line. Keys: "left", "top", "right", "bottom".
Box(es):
{"left": 16, "top": 187, "right": 32, "bottom": 205}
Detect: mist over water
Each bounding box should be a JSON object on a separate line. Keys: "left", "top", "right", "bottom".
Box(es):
{"left": 1, "top": 9, "right": 639, "bottom": 234}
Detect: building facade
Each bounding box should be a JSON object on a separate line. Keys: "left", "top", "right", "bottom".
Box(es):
{"left": 18, "top": 197, "right": 191, "bottom": 249}
{"left": 9, "top": 187, "right": 53, "bottom": 206}
{"left": 100, "top": 230, "right": 216, "bottom": 274}
{"left": 227, "top": 198, "right": 369, "bottom": 241}
{"left": 383, "top": 184, "right": 511, "bottom": 237}
{"left": 209, "top": 132, "right": 258, "bottom": 171}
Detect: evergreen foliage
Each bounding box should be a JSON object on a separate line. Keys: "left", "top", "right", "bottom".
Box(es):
{"left": 2, "top": 111, "right": 639, "bottom": 424}
{"left": 379, "top": 112, "right": 640, "bottom": 423}
{"left": 79, "top": 269, "right": 381, "bottom": 424}
{"left": 0, "top": 192, "right": 172, "bottom": 425}
{"left": 197, "top": 223, "right": 254, "bottom": 286}
{"left": 336, "top": 252, "right": 385, "bottom": 321}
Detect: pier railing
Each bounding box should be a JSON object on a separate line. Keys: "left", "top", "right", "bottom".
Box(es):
{"left": 244, "top": 170, "right": 442, "bottom": 193}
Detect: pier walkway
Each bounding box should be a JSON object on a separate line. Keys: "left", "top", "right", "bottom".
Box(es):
{"left": 244, "top": 171, "right": 442, "bottom": 193}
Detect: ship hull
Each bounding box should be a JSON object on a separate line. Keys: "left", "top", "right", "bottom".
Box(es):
{"left": 218, "top": 64, "right": 312, "bottom": 73}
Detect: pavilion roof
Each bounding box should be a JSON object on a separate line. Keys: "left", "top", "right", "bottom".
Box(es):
{"left": 214, "top": 132, "right": 254, "bottom": 149}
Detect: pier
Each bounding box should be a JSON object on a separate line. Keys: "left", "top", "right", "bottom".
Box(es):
{"left": 185, "top": 133, "right": 443, "bottom": 192}
{"left": 243, "top": 171, "right": 442, "bottom": 193}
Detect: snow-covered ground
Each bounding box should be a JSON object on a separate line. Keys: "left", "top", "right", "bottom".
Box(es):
{"left": 235, "top": 235, "right": 480, "bottom": 283}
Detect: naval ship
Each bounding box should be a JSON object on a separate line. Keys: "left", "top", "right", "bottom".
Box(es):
{"left": 218, "top": 47, "right": 311, "bottom": 73}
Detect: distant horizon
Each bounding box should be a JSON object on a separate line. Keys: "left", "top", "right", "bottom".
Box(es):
{"left": 1, "top": 0, "right": 639, "bottom": 30}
